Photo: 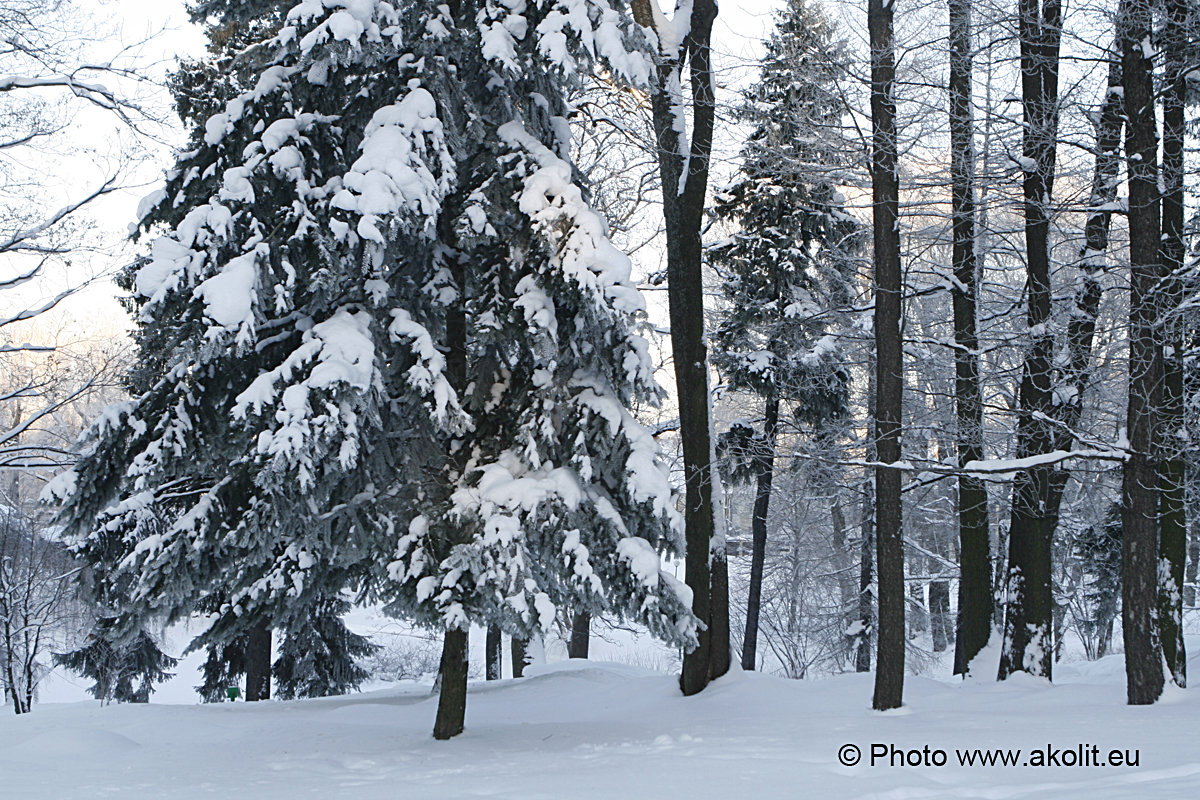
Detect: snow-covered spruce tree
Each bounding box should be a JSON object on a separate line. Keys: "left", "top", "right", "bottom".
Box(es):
{"left": 362, "top": 0, "right": 696, "bottom": 739}
{"left": 53, "top": 621, "right": 177, "bottom": 704}
{"left": 710, "top": 0, "right": 859, "bottom": 673}
{"left": 49, "top": 0, "right": 694, "bottom": 738}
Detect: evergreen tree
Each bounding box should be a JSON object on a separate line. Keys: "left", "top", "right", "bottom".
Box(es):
{"left": 50, "top": 0, "right": 695, "bottom": 738}
{"left": 274, "top": 596, "right": 375, "bottom": 699}
{"left": 709, "top": 0, "right": 859, "bottom": 672}
{"left": 53, "top": 621, "right": 177, "bottom": 704}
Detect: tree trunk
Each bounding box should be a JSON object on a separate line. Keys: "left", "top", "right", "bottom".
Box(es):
{"left": 947, "top": 0, "right": 992, "bottom": 678}
{"left": 830, "top": 499, "right": 858, "bottom": 663}
{"left": 857, "top": 479, "right": 875, "bottom": 673}
{"left": 998, "top": 0, "right": 1062, "bottom": 682}
{"left": 511, "top": 636, "right": 527, "bottom": 679}
{"left": 486, "top": 625, "right": 502, "bottom": 680}
{"left": 432, "top": 628, "right": 468, "bottom": 740}
{"left": 1119, "top": 0, "right": 1165, "bottom": 706}
{"left": 857, "top": 369, "right": 877, "bottom": 674}
{"left": 5, "top": 646, "right": 24, "bottom": 714}
{"left": 930, "top": 581, "right": 951, "bottom": 653}
{"left": 568, "top": 612, "right": 590, "bottom": 659}
{"left": 908, "top": 584, "right": 928, "bottom": 640}
{"left": 709, "top": 548, "right": 731, "bottom": 682}
{"left": 1157, "top": 0, "right": 1188, "bottom": 690}
{"left": 630, "top": 0, "right": 725, "bottom": 696}
{"left": 1186, "top": 513, "right": 1199, "bottom": 608}
{"left": 244, "top": 621, "right": 271, "bottom": 702}
{"left": 741, "top": 395, "right": 779, "bottom": 670}
{"left": 1097, "top": 616, "right": 1113, "bottom": 659}
{"left": 868, "top": 0, "right": 904, "bottom": 711}
{"left": 1041, "top": 57, "right": 1123, "bottom": 514}
{"left": 432, "top": 216, "right": 472, "bottom": 735}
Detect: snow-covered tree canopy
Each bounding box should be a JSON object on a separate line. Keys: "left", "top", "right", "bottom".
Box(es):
{"left": 50, "top": 0, "right": 695, "bottom": 653}
{"left": 710, "top": 0, "right": 860, "bottom": 421}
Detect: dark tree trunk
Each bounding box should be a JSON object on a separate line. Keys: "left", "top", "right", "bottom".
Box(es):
{"left": 1158, "top": 0, "right": 1188, "bottom": 690}
{"left": 1119, "top": 0, "right": 1165, "bottom": 706}
{"left": 244, "top": 621, "right": 271, "bottom": 702}
{"left": 511, "top": 636, "right": 527, "bottom": 679}
{"left": 4, "top": 643, "right": 24, "bottom": 714}
{"left": 868, "top": 0, "right": 904, "bottom": 711}
{"left": 947, "top": 0, "right": 992, "bottom": 677}
{"left": 709, "top": 552, "right": 731, "bottom": 682}
{"left": 433, "top": 220, "right": 471, "bottom": 736}
{"left": 569, "top": 612, "right": 590, "bottom": 659}
{"left": 432, "top": 628, "right": 468, "bottom": 740}
{"left": 630, "top": 0, "right": 725, "bottom": 696}
{"left": 998, "top": 0, "right": 1062, "bottom": 682}
{"left": 741, "top": 395, "right": 779, "bottom": 671}
{"left": 1008, "top": 56, "right": 1123, "bottom": 677}
{"left": 486, "top": 625, "right": 502, "bottom": 680}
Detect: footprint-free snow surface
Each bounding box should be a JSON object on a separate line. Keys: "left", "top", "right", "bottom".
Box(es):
{"left": 3, "top": 655, "right": 1198, "bottom": 799}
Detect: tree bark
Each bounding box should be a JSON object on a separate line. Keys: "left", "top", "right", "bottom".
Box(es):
{"left": 947, "top": 0, "right": 991, "bottom": 677}
{"left": 511, "top": 636, "right": 527, "bottom": 679}
{"left": 741, "top": 395, "right": 779, "bottom": 670}
{"left": 486, "top": 625, "right": 502, "bottom": 680}
{"left": 568, "top": 612, "right": 590, "bottom": 659}
{"left": 433, "top": 219, "right": 471, "bottom": 735}
{"left": 630, "top": 0, "right": 726, "bottom": 696}
{"left": 244, "top": 621, "right": 271, "bottom": 702}
{"left": 432, "top": 628, "right": 468, "bottom": 740}
{"left": 868, "top": 0, "right": 904, "bottom": 711}
{"left": 1119, "top": 0, "right": 1165, "bottom": 706}
{"left": 998, "top": 0, "right": 1062, "bottom": 682}
{"left": 1157, "top": 0, "right": 1188, "bottom": 689}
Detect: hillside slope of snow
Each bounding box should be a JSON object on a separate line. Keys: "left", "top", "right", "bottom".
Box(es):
{"left": 3, "top": 648, "right": 1199, "bottom": 799}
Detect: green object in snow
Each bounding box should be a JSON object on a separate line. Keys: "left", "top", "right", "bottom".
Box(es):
{"left": 227, "top": 686, "right": 240, "bottom": 701}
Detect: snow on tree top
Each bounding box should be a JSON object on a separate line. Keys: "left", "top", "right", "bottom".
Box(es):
{"left": 331, "top": 86, "right": 452, "bottom": 243}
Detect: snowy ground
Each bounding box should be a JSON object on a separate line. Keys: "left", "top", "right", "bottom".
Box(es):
{"left": 5, "top": 637, "right": 1200, "bottom": 799}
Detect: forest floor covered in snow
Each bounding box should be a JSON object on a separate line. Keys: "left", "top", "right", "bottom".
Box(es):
{"left": 4, "top": 637, "right": 1200, "bottom": 799}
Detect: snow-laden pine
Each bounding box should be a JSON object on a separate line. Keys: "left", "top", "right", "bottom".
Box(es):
{"left": 48, "top": 0, "right": 696, "bottom": 728}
